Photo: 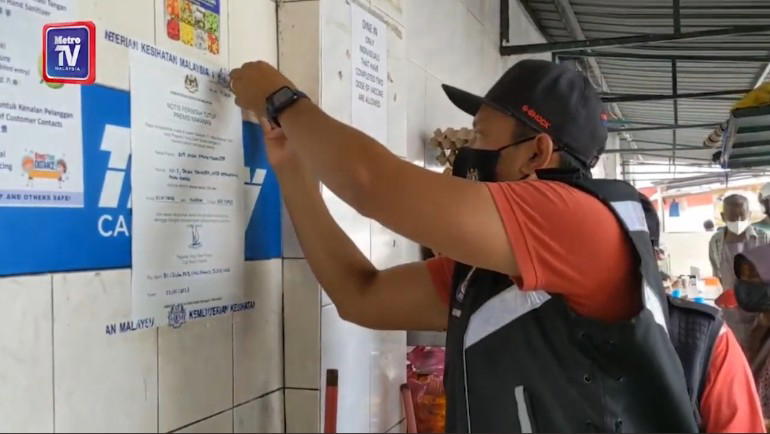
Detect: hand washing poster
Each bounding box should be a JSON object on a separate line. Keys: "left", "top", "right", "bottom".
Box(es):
{"left": 0, "top": 0, "right": 84, "bottom": 207}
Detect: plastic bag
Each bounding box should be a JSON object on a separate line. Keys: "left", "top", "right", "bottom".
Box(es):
{"left": 406, "top": 346, "right": 446, "bottom": 433}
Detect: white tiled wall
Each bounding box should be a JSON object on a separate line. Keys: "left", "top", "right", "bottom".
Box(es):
{"left": 234, "top": 390, "right": 284, "bottom": 434}
{"left": 315, "top": 0, "right": 410, "bottom": 431}
{"left": 234, "top": 261, "right": 284, "bottom": 405}
{"left": 284, "top": 260, "right": 321, "bottom": 390}
{"left": 159, "top": 315, "right": 233, "bottom": 432}
{"left": 273, "top": 0, "right": 547, "bottom": 432}
{"left": 0, "top": 275, "right": 54, "bottom": 433}
{"left": 53, "top": 271, "right": 158, "bottom": 433}
{"left": 285, "top": 389, "right": 320, "bottom": 433}
{"left": 175, "top": 411, "right": 233, "bottom": 434}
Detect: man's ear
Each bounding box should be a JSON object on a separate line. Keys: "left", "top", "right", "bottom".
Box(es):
{"left": 527, "top": 134, "right": 555, "bottom": 170}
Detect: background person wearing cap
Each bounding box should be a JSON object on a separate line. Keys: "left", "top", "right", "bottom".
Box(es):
{"left": 229, "top": 59, "right": 762, "bottom": 432}
{"left": 755, "top": 183, "right": 770, "bottom": 234}
{"left": 710, "top": 194, "right": 770, "bottom": 293}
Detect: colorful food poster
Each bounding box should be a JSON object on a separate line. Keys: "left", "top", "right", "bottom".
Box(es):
{"left": 161, "top": 0, "right": 227, "bottom": 65}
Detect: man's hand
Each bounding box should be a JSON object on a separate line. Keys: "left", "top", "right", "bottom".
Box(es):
{"left": 230, "top": 61, "right": 295, "bottom": 116}
{"left": 257, "top": 116, "right": 298, "bottom": 170}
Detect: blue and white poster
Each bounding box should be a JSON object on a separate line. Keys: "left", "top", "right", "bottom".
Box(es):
{"left": 0, "top": 83, "right": 281, "bottom": 277}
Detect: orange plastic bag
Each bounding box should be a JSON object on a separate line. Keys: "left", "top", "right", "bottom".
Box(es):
{"left": 407, "top": 347, "right": 446, "bottom": 433}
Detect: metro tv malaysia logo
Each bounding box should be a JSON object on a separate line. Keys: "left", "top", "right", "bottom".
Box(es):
{"left": 42, "top": 21, "right": 96, "bottom": 84}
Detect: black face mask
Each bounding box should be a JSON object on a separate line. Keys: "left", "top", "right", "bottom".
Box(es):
{"left": 451, "top": 136, "right": 536, "bottom": 182}
{"left": 735, "top": 280, "right": 770, "bottom": 312}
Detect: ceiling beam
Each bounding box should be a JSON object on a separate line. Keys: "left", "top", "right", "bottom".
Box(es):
{"left": 602, "top": 88, "right": 751, "bottom": 103}
{"left": 501, "top": 24, "right": 770, "bottom": 55}
{"left": 610, "top": 122, "right": 720, "bottom": 132}
{"left": 626, "top": 139, "right": 703, "bottom": 149}
{"left": 559, "top": 51, "right": 770, "bottom": 62}
{"left": 630, "top": 152, "right": 713, "bottom": 161}
{"left": 606, "top": 147, "right": 707, "bottom": 154}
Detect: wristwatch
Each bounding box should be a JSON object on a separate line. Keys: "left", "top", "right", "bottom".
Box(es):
{"left": 266, "top": 86, "right": 307, "bottom": 127}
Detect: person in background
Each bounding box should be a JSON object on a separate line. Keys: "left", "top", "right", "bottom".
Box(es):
{"left": 704, "top": 219, "right": 716, "bottom": 232}
{"left": 710, "top": 194, "right": 770, "bottom": 291}
{"left": 755, "top": 183, "right": 770, "bottom": 234}
{"left": 734, "top": 244, "right": 770, "bottom": 429}
{"left": 660, "top": 271, "right": 673, "bottom": 294}
{"left": 712, "top": 194, "right": 770, "bottom": 348}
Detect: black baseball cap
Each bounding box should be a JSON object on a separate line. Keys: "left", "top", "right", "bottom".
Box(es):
{"left": 442, "top": 59, "right": 608, "bottom": 168}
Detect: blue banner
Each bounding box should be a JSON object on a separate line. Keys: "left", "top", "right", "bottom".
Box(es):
{"left": 0, "top": 84, "right": 281, "bottom": 276}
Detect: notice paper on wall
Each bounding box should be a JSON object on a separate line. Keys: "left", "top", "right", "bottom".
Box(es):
{"left": 351, "top": 3, "right": 387, "bottom": 145}
{"left": 0, "top": 0, "right": 84, "bottom": 207}
{"left": 129, "top": 52, "right": 245, "bottom": 328}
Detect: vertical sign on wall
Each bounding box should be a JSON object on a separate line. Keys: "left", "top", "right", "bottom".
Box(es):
{"left": 351, "top": 3, "right": 388, "bottom": 145}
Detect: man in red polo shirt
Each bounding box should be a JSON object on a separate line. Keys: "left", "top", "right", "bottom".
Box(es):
{"left": 230, "top": 58, "right": 763, "bottom": 432}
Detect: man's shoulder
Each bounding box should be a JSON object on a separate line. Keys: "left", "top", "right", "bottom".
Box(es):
{"left": 754, "top": 225, "right": 770, "bottom": 242}
{"left": 709, "top": 229, "right": 724, "bottom": 245}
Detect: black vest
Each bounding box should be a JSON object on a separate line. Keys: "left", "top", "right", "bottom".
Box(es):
{"left": 444, "top": 172, "right": 721, "bottom": 433}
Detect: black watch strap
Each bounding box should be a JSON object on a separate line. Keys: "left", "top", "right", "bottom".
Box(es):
{"left": 266, "top": 86, "right": 307, "bottom": 127}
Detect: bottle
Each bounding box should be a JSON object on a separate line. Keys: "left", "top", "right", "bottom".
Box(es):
{"left": 688, "top": 275, "right": 700, "bottom": 298}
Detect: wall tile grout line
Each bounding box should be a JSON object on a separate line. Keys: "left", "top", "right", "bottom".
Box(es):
{"left": 50, "top": 274, "right": 55, "bottom": 432}
{"left": 233, "top": 386, "right": 284, "bottom": 409}
{"left": 156, "top": 327, "right": 160, "bottom": 434}
{"left": 229, "top": 3, "right": 235, "bottom": 430}
{"left": 231, "top": 314, "right": 235, "bottom": 432}
{"left": 277, "top": 0, "right": 289, "bottom": 428}
{"left": 283, "top": 386, "right": 320, "bottom": 392}
{"left": 168, "top": 387, "right": 284, "bottom": 433}
{"left": 383, "top": 417, "right": 406, "bottom": 433}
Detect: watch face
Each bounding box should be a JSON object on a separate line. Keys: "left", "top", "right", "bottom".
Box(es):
{"left": 274, "top": 87, "right": 296, "bottom": 106}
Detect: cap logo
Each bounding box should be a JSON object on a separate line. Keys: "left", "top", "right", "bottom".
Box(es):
{"left": 521, "top": 105, "right": 550, "bottom": 129}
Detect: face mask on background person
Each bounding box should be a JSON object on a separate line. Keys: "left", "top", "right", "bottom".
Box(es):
{"left": 451, "top": 136, "right": 536, "bottom": 182}
{"left": 735, "top": 280, "right": 770, "bottom": 312}
{"left": 727, "top": 219, "right": 751, "bottom": 235}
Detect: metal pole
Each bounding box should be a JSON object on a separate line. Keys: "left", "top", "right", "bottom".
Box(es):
{"left": 605, "top": 148, "right": 707, "bottom": 154}
{"left": 673, "top": 0, "right": 681, "bottom": 34}
{"left": 672, "top": 0, "right": 680, "bottom": 174}
{"left": 627, "top": 139, "right": 702, "bottom": 149}
{"left": 601, "top": 89, "right": 752, "bottom": 103}
{"left": 559, "top": 51, "right": 770, "bottom": 62}
{"left": 500, "top": 24, "right": 770, "bottom": 55}
{"left": 672, "top": 59, "right": 679, "bottom": 174}
{"left": 659, "top": 187, "right": 666, "bottom": 233}
{"left": 631, "top": 152, "right": 712, "bottom": 161}
{"left": 500, "top": 0, "right": 510, "bottom": 46}
{"left": 609, "top": 122, "right": 720, "bottom": 133}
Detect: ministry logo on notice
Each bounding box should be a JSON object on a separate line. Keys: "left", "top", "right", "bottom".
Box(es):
{"left": 42, "top": 21, "right": 96, "bottom": 85}
{"left": 168, "top": 304, "right": 187, "bottom": 329}
{"left": 184, "top": 74, "right": 199, "bottom": 93}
